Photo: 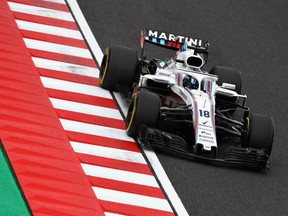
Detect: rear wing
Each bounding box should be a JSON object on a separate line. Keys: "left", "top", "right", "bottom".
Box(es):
{"left": 140, "top": 29, "right": 209, "bottom": 51}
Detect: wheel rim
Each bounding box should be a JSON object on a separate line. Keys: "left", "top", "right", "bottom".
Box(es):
{"left": 126, "top": 93, "right": 138, "bottom": 132}
{"left": 99, "top": 47, "right": 110, "bottom": 85}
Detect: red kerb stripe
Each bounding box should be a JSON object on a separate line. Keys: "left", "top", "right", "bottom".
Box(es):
{"left": 66, "top": 131, "right": 140, "bottom": 152}
{"left": 45, "top": 89, "right": 117, "bottom": 109}
{"left": 55, "top": 109, "right": 125, "bottom": 130}
{"left": 88, "top": 176, "right": 165, "bottom": 199}
{"left": 13, "top": 11, "right": 78, "bottom": 30}
{"left": 9, "top": 0, "right": 70, "bottom": 12}
{"left": 28, "top": 48, "right": 97, "bottom": 68}
{"left": 21, "top": 30, "right": 87, "bottom": 48}
{"left": 76, "top": 153, "right": 151, "bottom": 175}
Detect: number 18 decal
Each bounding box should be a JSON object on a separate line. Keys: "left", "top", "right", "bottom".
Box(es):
{"left": 199, "top": 109, "right": 210, "bottom": 118}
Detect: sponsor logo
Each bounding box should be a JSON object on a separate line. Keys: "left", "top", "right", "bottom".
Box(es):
{"left": 222, "top": 82, "right": 236, "bottom": 90}
{"left": 158, "top": 71, "right": 170, "bottom": 77}
{"left": 199, "top": 134, "right": 214, "bottom": 140}
{"left": 201, "top": 131, "right": 211, "bottom": 136}
{"left": 147, "top": 30, "right": 202, "bottom": 46}
{"left": 202, "top": 120, "right": 208, "bottom": 125}
{"left": 199, "top": 138, "right": 214, "bottom": 144}
{"left": 179, "top": 89, "right": 188, "bottom": 100}
{"left": 199, "top": 123, "right": 212, "bottom": 129}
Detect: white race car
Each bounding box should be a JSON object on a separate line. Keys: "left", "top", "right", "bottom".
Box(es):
{"left": 99, "top": 29, "right": 274, "bottom": 169}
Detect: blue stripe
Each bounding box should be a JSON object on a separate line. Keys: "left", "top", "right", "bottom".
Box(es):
{"left": 160, "top": 39, "right": 165, "bottom": 45}
{"left": 152, "top": 37, "right": 157, "bottom": 43}
{"left": 181, "top": 44, "right": 187, "bottom": 51}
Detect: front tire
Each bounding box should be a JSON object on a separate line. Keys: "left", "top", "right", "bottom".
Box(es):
{"left": 126, "top": 91, "right": 160, "bottom": 137}
{"left": 244, "top": 113, "right": 274, "bottom": 155}
{"left": 99, "top": 45, "right": 139, "bottom": 91}
{"left": 210, "top": 66, "right": 242, "bottom": 94}
{"left": 210, "top": 66, "right": 242, "bottom": 112}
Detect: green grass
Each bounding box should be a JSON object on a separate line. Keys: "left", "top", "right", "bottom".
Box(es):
{"left": 0, "top": 141, "right": 31, "bottom": 216}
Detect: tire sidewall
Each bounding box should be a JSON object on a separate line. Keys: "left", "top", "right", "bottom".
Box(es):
{"left": 126, "top": 91, "right": 160, "bottom": 137}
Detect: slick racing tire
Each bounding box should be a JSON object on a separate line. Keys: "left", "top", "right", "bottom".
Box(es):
{"left": 126, "top": 91, "right": 160, "bottom": 137}
{"left": 210, "top": 66, "right": 242, "bottom": 112}
{"left": 210, "top": 66, "right": 242, "bottom": 94}
{"left": 99, "top": 45, "right": 139, "bottom": 91}
{"left": 244, "top": 113, "right": 274, "bottom": 155}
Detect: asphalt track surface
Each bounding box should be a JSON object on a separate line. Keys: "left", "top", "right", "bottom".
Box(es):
{"left": 77, "top": 1, "right": 288, "bottom": 215}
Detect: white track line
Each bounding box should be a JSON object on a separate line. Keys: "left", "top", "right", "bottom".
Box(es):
{"left": 50, "top": 98, "right": 122, "bottom": 120}
{"left": 40, "top": 77, "right": 112, "bottom": 99}
{"left": 24, "top": 38, "right": 92, "bottom": 59}
{"left": 8, "top": 2, "right": 74, "bottom": 21}
{"left": 71, "top": 141, "right": 146, "bottom": 164}
{"left": 81, "top": 163, "right": 158, "bottom": 188}
{"left": 93, "top": 187, "right": 173, "bottom": 212}
{"left": 16, "top": 20, "right": 83, "bottom": 40}
{"left": 33, "top": 57, "right": 99, "bottom": 77}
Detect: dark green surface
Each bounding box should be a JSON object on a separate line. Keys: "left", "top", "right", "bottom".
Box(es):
{"left": 0, "top": 141, "right": 31, "bottom": 216}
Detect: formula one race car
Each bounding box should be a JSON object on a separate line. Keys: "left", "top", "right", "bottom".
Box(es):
{"left": 99, "top": 29, "right": 274, "bottom": 169}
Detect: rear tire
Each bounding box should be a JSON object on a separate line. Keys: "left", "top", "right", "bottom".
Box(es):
{"left": 99, "top": 45, "right": 139, "bottom": 91}
{"left": 126, "top": 91, "right": 160, "bottom": 137}
{"left": 244, "top": 113, "right": 274, "bottom": 155}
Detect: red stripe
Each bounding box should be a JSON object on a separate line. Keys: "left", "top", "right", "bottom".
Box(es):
{"left": 0, "top": 48, "right": 33, "bottom": 64}
{"left": 55, "top": 109, "right": 125, "bottom": 130}
{"left": 0, "top": 24, "right": 23, "bottom": 38}
{"left": 88, "top": 176, "right": 165, "bottom": 199}
{"left": 99, "top": 200, "right": 174, "bottom": 216}
{"left": 8, "top": 157, "right": 103, "bottom": 216}
{"left": 0, "top": 41, "right": 31, "bottom": 57}
{"left": 13, "top": 11, "right": 78, "bottom": 30}
{"left": 21, "top": 30, "right": 87, "bottom": 48}
{"left": 66, "top": 131, "right": 140, "bottom": 152}
{"left": 9, "top": 0, "right": 70, "bottom": 12}
{"left": 0, "top": 32, "right": 26, "bottom": 46}
{"left": 0, "top": 59, "right": 37, "bottom": 76}
{"left": 0, "top": 3, "right": 104, "bottom": 213}
{"left": 207, "top": 80, "right": 211, "bottom": 93}
{"left": 28, "top": 48, "right": 97, "bottom": 68}
{"left": 76, "top": 153, "right": 152, "bottom": 175}
{"left": 39, "top": 69, "right": 100, "bottom": 86}
{"left": 45, "top": 89, "right": 117, "bottom": 109}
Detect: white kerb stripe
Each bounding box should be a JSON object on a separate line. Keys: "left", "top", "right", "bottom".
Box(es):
{"left": 65, "top": 0, "right": 103, "bottom": 64}
{"left": 60, "top": 119, "right": 134, "bottom": 142}
{"left": 24, "top": 38, "right": 92, "bottom": 59}
{"left": 93, "top": 187, "right": 173, "bottom": 212}
{"left": 16, "top": 20, "right": 83, "bottom": 40}
{"left": 105, "top": 212, "right": 127, "bottom": 216}
{"left": 71, "top": 141, "right": 146, "bottom": 164}
{"left": 66, "top": 0, "right": 188, "bottom": 215}
{"left": 49, "top": 98, "right": 123, "bottom": 120}
{"left": 81, "top": 163, "right": 158, "bottom": 188}
{"left": 43, "top": 0, "right": 66, "bottom": 4}
{"left": 33, "top": 57, "right": 99, "bottom": 78}
{"left": 40, "top": 77, "right": 112, "bottom": 99}
{"left": 8, "top": 2, "right": 74, "bottom": 22}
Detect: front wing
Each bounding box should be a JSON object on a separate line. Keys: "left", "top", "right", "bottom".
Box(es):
{"left": 138, "top": 126, "right": 270, "bottom": 169}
